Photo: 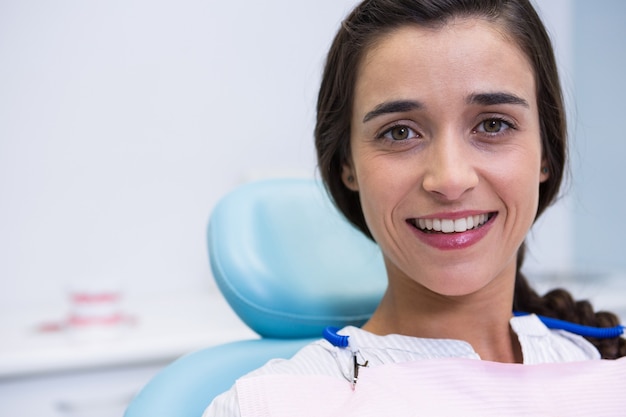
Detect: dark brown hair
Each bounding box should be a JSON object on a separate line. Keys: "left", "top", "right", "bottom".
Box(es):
{"left": 315, "top": 0, "right": 624, "bottom": 358}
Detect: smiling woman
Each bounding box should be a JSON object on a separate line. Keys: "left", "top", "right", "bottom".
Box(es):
{"left": 343, "top": 21, "right": 546, "bottom": 306}
{"left": 203, "top": 0, "right": 625, "bottom": 416}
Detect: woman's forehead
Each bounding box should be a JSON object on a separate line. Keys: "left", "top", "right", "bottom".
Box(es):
{"left": 353, "top": 19, "right": 536, "bottom": 113}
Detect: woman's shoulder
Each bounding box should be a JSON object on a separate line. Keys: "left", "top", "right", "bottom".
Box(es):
{"left": 511, "top": 314, "right": 601, "bottom": 363}
{"left": 202, "top": 337, "right": 345, "bottom": 417}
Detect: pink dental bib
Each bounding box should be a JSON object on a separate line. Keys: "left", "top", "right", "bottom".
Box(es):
{"left": 237, "top": 357, "right": 626, "bottom": 416}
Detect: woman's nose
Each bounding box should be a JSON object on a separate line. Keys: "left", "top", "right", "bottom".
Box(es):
{"left": 421, "top": 135, "right": 479, "bottom": 201}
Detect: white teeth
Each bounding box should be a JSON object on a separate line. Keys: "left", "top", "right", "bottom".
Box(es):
{"left": 415, "top": 214, "right": 490, "bottom": 233}
{"left": 454, "top": 218, "right": 467, "bottom": 232}
{"left": 441, "top": 219, "right": 454, "bottom": 233}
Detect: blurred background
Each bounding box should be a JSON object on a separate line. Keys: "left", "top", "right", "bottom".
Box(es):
{"left": 0, "top": 0, "right": 624, "bottom": 415}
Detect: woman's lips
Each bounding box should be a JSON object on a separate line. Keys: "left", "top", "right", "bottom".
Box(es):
{"left": 407, "top": 212, "right": 497, "bottom": 250}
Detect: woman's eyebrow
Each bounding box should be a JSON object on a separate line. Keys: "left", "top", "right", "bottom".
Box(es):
{"left": 362, "top": 93, "right": 528, "bottom": 123}
{"left": 362, "top": 99, "right": 423, "bottom": 123}
{"left": 467, "top": 92, "right": 529, "bottom": 108}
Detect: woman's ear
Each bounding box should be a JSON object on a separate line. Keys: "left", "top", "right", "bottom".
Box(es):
{"left": 341, "top": 163, "right": 359, "bottom": 191}
{"left": 540, "top": 162, "right": 550, "bottom": 183}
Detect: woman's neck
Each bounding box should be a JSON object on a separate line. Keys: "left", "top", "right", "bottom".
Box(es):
{"left": 362, "top": 274, "right": 522, "bottom": 363}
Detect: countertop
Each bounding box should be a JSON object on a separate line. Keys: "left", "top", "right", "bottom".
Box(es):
{"left": 0, "top": 289, "right": 257, "bottom": 379}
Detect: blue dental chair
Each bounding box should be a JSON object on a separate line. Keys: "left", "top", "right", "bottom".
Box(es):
{"left": 124, "top": 178, "right": 386, "bottom": 416}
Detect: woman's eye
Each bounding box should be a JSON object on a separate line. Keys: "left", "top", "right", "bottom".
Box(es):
{"left": 476, "top": 118, "right": 511, "bottom": 134}
{"left": 382, "top": 125, "right": 417, "bottom": 141}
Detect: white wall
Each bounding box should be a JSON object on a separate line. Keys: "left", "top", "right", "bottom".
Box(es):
{"left": 0, "top": 0, "right": 359, "bottom": 308}
{"left": 0, "top": 0, "right": 602, "bottom": 309}
{"left": 571, "top": 0, "right": 626, "bottom": 274}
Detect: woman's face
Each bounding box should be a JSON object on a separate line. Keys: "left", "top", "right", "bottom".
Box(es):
{"left": 344, "top": 19, "right": 548, "bottom": 297}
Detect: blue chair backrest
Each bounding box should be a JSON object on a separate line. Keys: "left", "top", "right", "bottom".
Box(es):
{"left": 209, "top": 178, "right": 386, "bottom": 338}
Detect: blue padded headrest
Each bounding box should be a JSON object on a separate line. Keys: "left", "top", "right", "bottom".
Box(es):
{"left": 207, "top": 178, "right": 386, "bottom": 339}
